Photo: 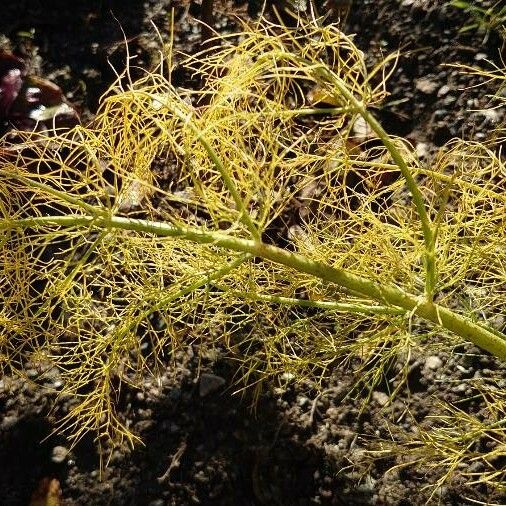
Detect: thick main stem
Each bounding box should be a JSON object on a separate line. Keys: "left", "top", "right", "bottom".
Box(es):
{"left": 5, "top": 213, "right": 506, "bottom": 361}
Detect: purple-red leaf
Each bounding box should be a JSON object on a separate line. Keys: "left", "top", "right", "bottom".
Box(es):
{"left": 0, "top": 51, "right": 79, "bottom": 134}
{"left": 8, "top": 75, "right": 80, "bottom": 131}
{"left": 0, "top": 51, "right": 26, "bottom": 117}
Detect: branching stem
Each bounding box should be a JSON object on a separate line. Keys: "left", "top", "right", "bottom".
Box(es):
{"left": 165, "top": 103, "right": 262, "bottom": 242}
{"left": 4, "top": 213, "right": 506, "bottom": 361}
{"left": 213, "top": 288, "right": 406, "bottom": 315}
{"left": 321, "top": 67, "right": 438, "bottom": 302}
{"left": 275, "top": 53, "right": 437, "bottom": 301}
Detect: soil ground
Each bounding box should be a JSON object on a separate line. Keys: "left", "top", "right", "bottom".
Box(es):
{"left": 1, "top": 1, "right": 505, "bottom": 505}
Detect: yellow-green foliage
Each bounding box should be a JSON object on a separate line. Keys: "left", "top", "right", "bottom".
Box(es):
{"left": 0, "top": 17, "right": 505, "bottom": 493}
{"left": 451, "top": 0, "right": 506, "bottom": 39}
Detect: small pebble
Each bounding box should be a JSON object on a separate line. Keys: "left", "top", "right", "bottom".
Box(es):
{"left": 415, "top": 142, "right": 429, "bottom": 158}
{"left": 481, "top": 108, "right": 500, "bottom": 124}
{"left": 194, "top": 470, "right": 209, "bottom": 484}
{"left": 437, "top": 85, "right": 451, "bottom": 97}
{"left": 281, "top": 372, "right": 295, "bottom": 382}
{"left": 372, "top": 391, "right": 390, "bottom": 407}
{"left": 199, "top": 373, "right": 226, "bottom": 397}
{"left": 51, "top": 446, "right": 69, "bottom": 464}
{"left": 453, "top": 383, "right": 467, "bottom": 393}
{"left": 1, "top": 414, "right": 18, "bottom": 430}
{"left": 415, "top": 78, "right": 438, "bottom": 94}
{"left": 424, "top": 355, "right": 443, "bottom": 370}
{"left": 297, "top": 395, "right": 309, "bottom": 407}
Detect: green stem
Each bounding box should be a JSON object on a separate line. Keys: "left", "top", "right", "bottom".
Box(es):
{"left": 116, "top": 253, "right": 251, "bottom": 340}
{"left": 213, "top": 288, "right": 406, "bottom": 315}
{"left": 345, "top": 161, "right": 506, "bottom": 205}
{"left": 321, "top": 69, "right": 437, "bottom": 302}
{"left": 286, "top": 106, "right": 353, "bottom": 116}
{"left": 162, "top": 103, "right": 261, "bottom": 242}
{"left": 278, "top": 53, "right": 436, "bottom": 300}
{"left": 4, "top": 213, "right": 506, "bottom": 361}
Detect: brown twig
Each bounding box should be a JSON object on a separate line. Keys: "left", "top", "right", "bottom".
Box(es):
{"left": 157, "top": 439, "right": 188, "bottom": 484}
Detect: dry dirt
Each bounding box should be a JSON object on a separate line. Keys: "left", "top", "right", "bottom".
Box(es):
{"left": 1, "top": 1, "right": 505, "bottom": 505}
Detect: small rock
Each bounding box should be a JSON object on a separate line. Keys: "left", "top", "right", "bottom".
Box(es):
{"left": 297, "top": 395, "right": 309, "bottom": 407}
{"left": 437, "top": 85, "right": 451, "bottom": 97}
{"left": 372, "top": 391, "right": 390, "bottom": 407}
{"left": 481, "top": 108, "right": 500, "bottom": 124}
{"left": 453, "top": 383, "right": 467, "bottom": 393}
{"left": 1, "top": 414, "right": 18, "bottom": 430}
{"left": 415, "top": 142, "right": 429, "bottom": 159}
{"left": 51, "top": 446, "right": 69, "bottom": 464}
{"left": 149, "top": 387, "right": 161, "bottom": 398}
{"left": 433, "top": 108, "right": 448, "bottom": 121}
{"left": 194, "top": 470, "right": 209, "bottom": 484}
{"left": 199, "top": 373, "right": 226, "bottom": 397}
{"left": 281, "top": 372, "right": 295, "bottom": 382}
{"left": 415, "top": 78, "right": 438, "bottom": 94}
{"left": 424, "top": 355, "right": 443, "bottom": 370}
